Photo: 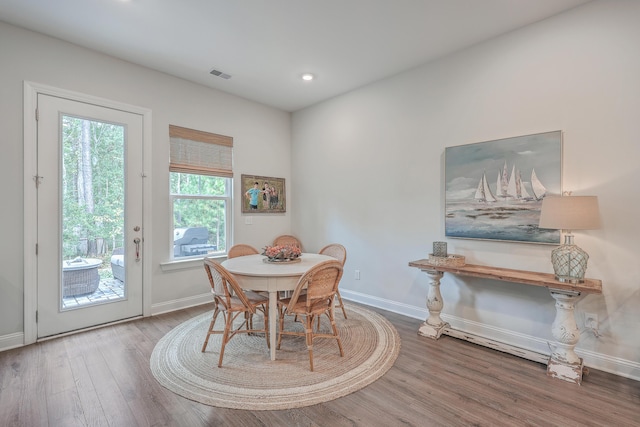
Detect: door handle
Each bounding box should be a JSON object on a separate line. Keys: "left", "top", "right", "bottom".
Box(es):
{"left": 133, "top": 237, "right": 141, "bottom": 261}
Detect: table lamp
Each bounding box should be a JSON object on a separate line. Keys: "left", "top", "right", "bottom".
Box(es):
{"left": 538, "top": 194, "right": 601, "bottom": 283}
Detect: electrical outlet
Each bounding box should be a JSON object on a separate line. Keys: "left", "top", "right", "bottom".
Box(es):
{"left": 354, "top": 270, "right": 360, "bottom": 280}
{"left": 584, "top": 312, "right": 598, "bottom": 329}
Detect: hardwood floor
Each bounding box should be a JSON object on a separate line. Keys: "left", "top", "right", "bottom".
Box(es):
{"left": 1, "top": 303, "right": 638, "bottom": 426}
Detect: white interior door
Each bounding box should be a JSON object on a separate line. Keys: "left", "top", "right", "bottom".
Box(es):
{"left": 36, "top": 93, "right": 144, "bottom": 338}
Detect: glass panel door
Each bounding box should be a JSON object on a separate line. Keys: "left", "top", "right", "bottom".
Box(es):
{"left": 37, "top": 94, "right": 143, "bottom": 338}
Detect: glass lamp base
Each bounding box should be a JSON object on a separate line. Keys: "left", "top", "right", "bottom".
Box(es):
{"left": 550, "top": 238, "right": 589, "bottom": 283}
{"left": 554, "top": 274, "right": 585, "bottom": 284}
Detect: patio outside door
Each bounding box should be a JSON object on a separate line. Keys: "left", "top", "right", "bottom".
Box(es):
{"left": 36, "top": 93, "right": 144, "bottom": 338}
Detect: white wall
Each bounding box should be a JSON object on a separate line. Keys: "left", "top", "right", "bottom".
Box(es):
{"left": 0, "top": 22, "right": 291, "bottom": 340}
{"left": 291, "top": 0, "right": 640, "bottom": 379}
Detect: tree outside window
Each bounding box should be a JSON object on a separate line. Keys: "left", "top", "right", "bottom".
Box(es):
{"left": 170, "top": 173, "right": 230, "bottom": 259}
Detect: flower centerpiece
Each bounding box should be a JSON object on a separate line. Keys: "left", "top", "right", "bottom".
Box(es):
{"left": 262, "top": 244, "right": 302, "bottom": 262}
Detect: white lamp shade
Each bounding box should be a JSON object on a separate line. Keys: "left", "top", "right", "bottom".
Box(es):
{"left": 539, "top": 196, "right": 601, "bottom": 231}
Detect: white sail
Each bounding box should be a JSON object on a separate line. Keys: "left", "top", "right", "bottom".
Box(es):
{"left": 496, "top": 172, "right": 502, "bottom": 198}
{"left": 518, "top": 171, "right": 532, "bottom": 199}
{"left": 474, "top": 172, "right": 497, "bottom": 202}
{"left": 501, "top": 161, "right": 509, "bottom": 197}
{"left": 474, "top": 176, "right": 485, "bottom": 200}
{"left": 506, "top": 165, "right": 518, "bottom": 198}
{"left": 531, "top": 168, "right": 546, "bottom": 200}
{"left": 484, "top": 174, "right": 497, "bottom": 202}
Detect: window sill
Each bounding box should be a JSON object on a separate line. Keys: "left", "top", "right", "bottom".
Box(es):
{"left": 160, "top": 254, "right": 227, "bottom": 272}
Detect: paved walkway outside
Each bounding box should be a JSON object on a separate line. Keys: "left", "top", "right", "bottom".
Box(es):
{"left": 62, "top": 278, "right": 125, "bottom": 309}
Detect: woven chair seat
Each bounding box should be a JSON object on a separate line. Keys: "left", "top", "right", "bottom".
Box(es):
{"left": 223, "top": 291, "right": 268, "bottom": 312}
{"left": 278, "top": 295, "right": 331, "bottom": 317}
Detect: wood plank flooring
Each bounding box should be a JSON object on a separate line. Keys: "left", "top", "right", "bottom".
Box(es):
{"left": 1, "top": 303, "right": 638, "bottom": 426}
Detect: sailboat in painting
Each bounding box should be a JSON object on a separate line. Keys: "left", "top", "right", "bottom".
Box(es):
{"left": 531, "top": 168, "right": 547, "bottom": 200}
{"left": 496, "top": 163, "right": 535, "bottom": 201}
{"left": 508, "top": 166, "right": 534, "bottom": 200}
{"left": 496, "top": 161, "right": 509, "bottom": 199}
{"left": 444, "top": 130, "right": 561, "bottom": 244}
{"left": 506, "top": 165, "right": 518, "bottom": 198}
{"left": 517, "top": 170, "right": 533, "bottom": 200}
{"left": 474, "top": 172, "right": 497, "bottom": 202}
{"left": 470, "top": 160, "right": 549, "bottom": 205}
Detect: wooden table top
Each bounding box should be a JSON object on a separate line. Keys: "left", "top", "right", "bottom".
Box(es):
{"left": 222, "top": 253, "right": 334, "bottom": 277}
{"left": 408, "top": 259, "right": 602, "bottom": 294}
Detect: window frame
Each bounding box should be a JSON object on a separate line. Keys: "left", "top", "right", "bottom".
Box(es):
{"left": 169, "top": 175, "right": 232, "bottom": 261}
{"left": 168, "top": 125, "right": 233, "bottom": 261}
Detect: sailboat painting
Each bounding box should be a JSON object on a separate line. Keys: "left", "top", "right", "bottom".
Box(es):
{"left": 445, "top": 131, "right": 562, "bottom": 244}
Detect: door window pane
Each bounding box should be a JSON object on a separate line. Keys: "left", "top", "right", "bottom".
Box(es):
{"left": 61, "top": 116, "right": 125, "bottom": 309}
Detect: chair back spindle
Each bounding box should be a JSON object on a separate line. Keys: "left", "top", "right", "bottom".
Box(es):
{"left": 228, "top": 244, "right": 260, "bottom": 259}
{"left": 273, "top": 235, "right": 302, "bottom": 250}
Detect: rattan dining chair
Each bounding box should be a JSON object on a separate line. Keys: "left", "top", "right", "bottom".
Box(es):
{"left": 318, "top": 243, "right": 348, "bottom": 319}
{"left": 271, "top": 235, "right": 303, "bottom": 299}
{"left": 201, "top": 258, "right": 270, "bottom": 367}
{"left": 272, "top": 234, "right": 302, "bottom": 250}
{"left": 227, "top": 243, "right": 260, "bottom": 258}
{"left": 227, "top": 243, "right": 268, "bottom": 304}
{"left": 276, "top": 259, "right": 344, "bottom": 371}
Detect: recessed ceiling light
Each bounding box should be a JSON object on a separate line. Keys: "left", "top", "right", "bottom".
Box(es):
{"left": 301, "top": 73, "right": 314, "bottom": 81}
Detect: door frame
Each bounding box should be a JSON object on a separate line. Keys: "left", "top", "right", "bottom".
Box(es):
{"left": 23, "top": 81, "right": 153, "bottom": 345}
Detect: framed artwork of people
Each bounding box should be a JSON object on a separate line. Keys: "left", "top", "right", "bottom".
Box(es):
{"left": 241, "top": 174, "right": 286, "bottom": 213}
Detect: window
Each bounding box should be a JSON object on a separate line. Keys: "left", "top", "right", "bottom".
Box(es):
{"left": 169, "top": 125, "right": 233, "bottom": 260}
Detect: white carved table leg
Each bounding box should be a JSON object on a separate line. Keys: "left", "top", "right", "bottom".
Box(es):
{"left": 547, "top": 290, "right": 584, "bottom": 384}
{"left": 418, "top": 270, "right": 449, "bottom": 339}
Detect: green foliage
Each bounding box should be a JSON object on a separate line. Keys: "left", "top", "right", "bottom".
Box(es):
{"left": 170, "top": 173, "right": 226, "bottom": 196}
{"left": 62, "top": 116, "right": 125, "bottom": 257}
{"left": 171, "top": 173, "right": 228, "bottom": 253}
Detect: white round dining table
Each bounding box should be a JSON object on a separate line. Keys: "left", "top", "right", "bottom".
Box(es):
{"left": 221, "top": 253, "right": 334, "bottom": 360}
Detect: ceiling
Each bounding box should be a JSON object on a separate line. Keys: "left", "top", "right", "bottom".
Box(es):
{"left": 0, "top": 0, "right": 592, "bottom": 112}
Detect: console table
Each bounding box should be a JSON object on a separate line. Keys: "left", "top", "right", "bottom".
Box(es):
{"left": 408, "top": 259, "right": 602, "bottom": 385}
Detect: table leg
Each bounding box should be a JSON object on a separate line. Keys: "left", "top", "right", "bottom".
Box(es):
{"left": 547, "top": 290, "right": 584, "bottom": 384}
{"left": 268, "top": 290, "right": 278, "bottom": 360}
{"left": 418, "top": 270, "right": 449, "bottom": 339}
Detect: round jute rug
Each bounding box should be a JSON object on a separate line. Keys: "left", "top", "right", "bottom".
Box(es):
{"left": 150, "top": 303, "right": 400, "bottom": 410}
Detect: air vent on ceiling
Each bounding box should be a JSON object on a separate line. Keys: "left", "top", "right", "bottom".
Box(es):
{"left": 210, "top": 69, "right": 232, "bottom": 79}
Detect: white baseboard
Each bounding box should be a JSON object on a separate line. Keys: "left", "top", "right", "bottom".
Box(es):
{"left": 340, "top": 289, "right": 427, "bottom": 320}
{"left": 577, "top": 348, "right": 640, "bottom": 381}
{"left": 445, "top": 315, "right": 553, "bottom": 357}
{"left": 340, "top": 289, "right": 640, "bottom": 382}
{"left": 442, "top": 328, "right": 550, "bottom": 365}
{"left": 150, "top": 292, "right": 212, "bottom": 316}
{"left": 0, "top": 294, "right": 212, "bottom": 353}
{"left": 0, "top": 332, "right": 25, "bottom": 352}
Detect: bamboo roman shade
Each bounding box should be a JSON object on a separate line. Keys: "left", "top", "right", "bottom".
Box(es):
{"left": 169, "top": 125, "right": 233, "bottom": 177}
